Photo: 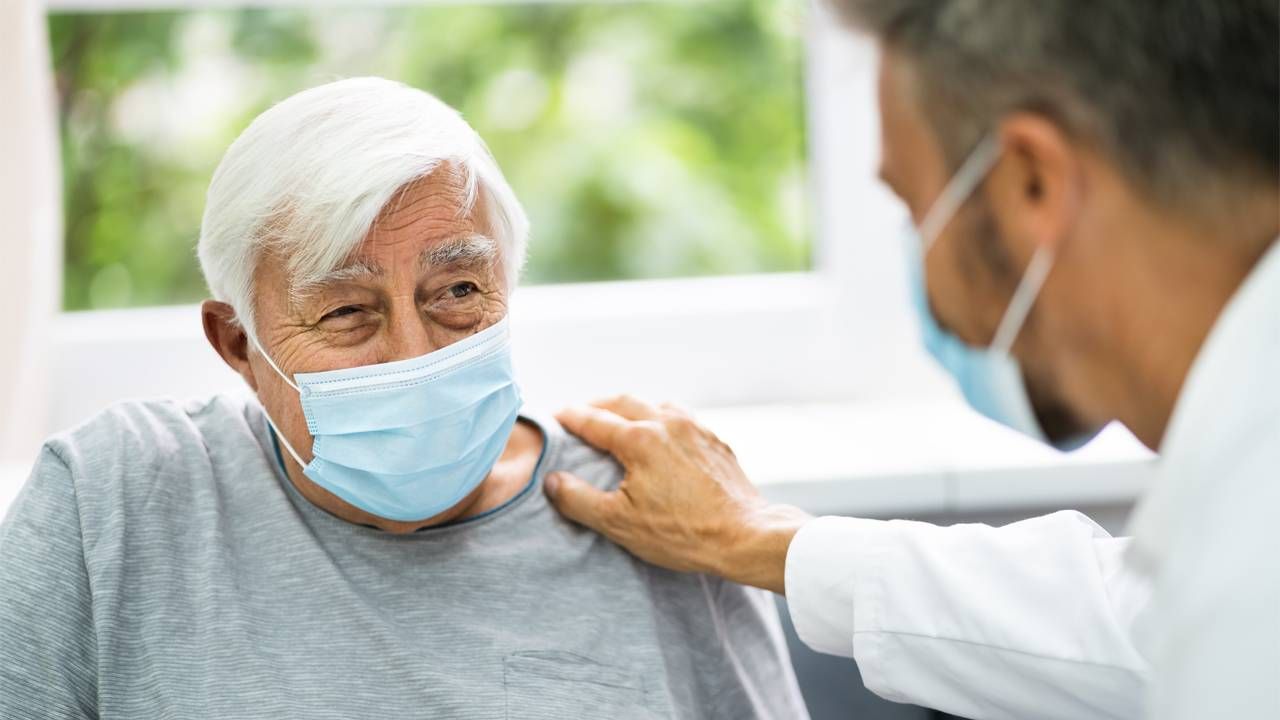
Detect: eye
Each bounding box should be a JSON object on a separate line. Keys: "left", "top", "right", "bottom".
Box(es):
{"left": 321, "top": 305, "right": 362, "bottom": 321}
{"left": 447, "top": 282, "right": 478, "bottom": 299}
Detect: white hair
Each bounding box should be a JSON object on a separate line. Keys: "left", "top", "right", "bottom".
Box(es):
{"left": 197, "top": 76, "right": 529, "bottom": 335}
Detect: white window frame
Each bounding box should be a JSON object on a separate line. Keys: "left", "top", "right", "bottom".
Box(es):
{"left": 40, "top": 0, "right": 950, "bottom": 435}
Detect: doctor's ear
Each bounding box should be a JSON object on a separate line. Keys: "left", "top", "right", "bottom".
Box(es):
{"left": 202, "top": 299, "right": 259, "bottom": 392}
{"left": 988, "top": 113, "right": 1085, "bottom": 255}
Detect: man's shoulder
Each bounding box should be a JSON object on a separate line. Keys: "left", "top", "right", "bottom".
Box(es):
{"left": 47, "top": 393, "right": 261, "bottom": 466}
{"left": 528, "top": 413, "right": 623, "bottom": 492}
{"left": 36, "top": 393, "right": 266, "bottom": 516}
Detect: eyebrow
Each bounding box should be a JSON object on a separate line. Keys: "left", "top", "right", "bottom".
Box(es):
{"left": 311, "top": 259, "right": 385, "bottom": 285}
{"left": 289, "top": 259, "right": 384, "bottom": 309}
{"left": 292, "top": 233, "right": 500, "bottom": 304}
{"left": 418, "top": 233, "right": 499, "bottom": 270}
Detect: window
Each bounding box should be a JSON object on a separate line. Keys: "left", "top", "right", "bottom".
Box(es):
{"left": 50, "top": 1, "right": 809, "bottom": 310}
{"left": 44, "top": 0, "right": 940, "bottom": 434}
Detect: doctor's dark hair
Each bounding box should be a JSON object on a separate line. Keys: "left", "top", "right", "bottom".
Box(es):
{"left": 835, "top": 0, "right": 1280, "bottom": 216}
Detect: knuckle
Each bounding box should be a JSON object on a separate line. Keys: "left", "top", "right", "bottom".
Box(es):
{"left": 643, "top": 419, "right": 670, "bottom": 440}
{"left": 665, "top": 415, "right": 696, "bottom": 437}
{"left": 577, "top": 416, "right": 602, "bottom": 438}
{"left": 618, "top": 425, "right": 646, "bottom": 448}
{"left": 621, "top": 422, "right": 660, "bottom": 448}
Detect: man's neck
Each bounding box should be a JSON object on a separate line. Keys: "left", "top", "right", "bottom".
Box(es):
{"left": 454, "top": 419, "right": 545, "bottom": 520}
{"left": 1107, "top": 213, "right": 1277, "bottom": 449}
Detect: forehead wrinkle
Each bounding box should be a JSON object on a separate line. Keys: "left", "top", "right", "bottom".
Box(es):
{"left": 375, "top": 194, "right": 472, "bottom": 233}
{"left": 375, "top": 169, "right": 476, "bottom": 234}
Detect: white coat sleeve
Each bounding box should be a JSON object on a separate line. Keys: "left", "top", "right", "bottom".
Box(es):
{"left": 784, "top": 511, "right": 1150, "bottom": 720}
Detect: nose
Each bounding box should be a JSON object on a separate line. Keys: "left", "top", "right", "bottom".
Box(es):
{"left": 379, "top": 294, "right": 435, "bottom": 362}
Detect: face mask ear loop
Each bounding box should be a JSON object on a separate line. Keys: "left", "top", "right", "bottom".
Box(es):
{"left": 990, "top": 245, "right": 1056, "bottom": 355}
{"left": 918, "top": 134, "right": 1003, "bottom": 253}
{"left": 245, "top": 331, "right": 301, "bottom": 393}
{"left": 244, "top": 330, "right": 309, "bottom": 469}
{"left": 261, "top": 404, "right": 310, "bottom": 471}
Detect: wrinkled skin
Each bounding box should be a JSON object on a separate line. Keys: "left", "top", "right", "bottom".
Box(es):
{"left": 204, "top": 167, "right": 542, "bottom": 533}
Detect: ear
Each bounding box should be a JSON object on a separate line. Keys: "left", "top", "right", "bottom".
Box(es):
{"left": 987, "top": 113, "right": 1084, "bottom": 256}
{"left": 202, "top": 300, "right": 258, "bottom": 392}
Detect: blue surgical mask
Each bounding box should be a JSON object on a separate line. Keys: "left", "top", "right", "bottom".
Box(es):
{"left": 907, "top": 135, "right": 1096, "bottom": 450}
{"left": 250, "top": 317, "right": 522, "bottom": 521}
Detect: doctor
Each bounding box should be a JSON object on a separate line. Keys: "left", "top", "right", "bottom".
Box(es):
{"left": 543, "top": 2, "right": 1279, "bottom": 718}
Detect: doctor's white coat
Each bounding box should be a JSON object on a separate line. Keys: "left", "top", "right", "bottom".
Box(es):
{"left": 784, "top": 240, "right": 1280, "bottom": 719}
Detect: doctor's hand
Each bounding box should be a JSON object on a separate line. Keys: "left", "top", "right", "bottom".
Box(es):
{"left": 544, "top": 396, "right": 812, "bottom": 595}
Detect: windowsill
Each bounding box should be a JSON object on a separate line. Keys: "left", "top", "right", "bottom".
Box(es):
{"left": 1, "top": 400, "right": 1156, "bottom": 521}
{"left": 698, "top": 401, "right": 1157, "bottom": 518}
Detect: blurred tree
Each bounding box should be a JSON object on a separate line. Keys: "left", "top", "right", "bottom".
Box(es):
{"left": 50, "top": 0, "right": 809, "bottom": 310}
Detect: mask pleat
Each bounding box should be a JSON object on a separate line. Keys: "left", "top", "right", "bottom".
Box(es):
{"left": 303, "top": 406, "right": 520, "bottom": 523}
{"left": 303, "top": 350, "right": 513, "bottom": 435}
{"left": 310, "top": 385, "right": 521, "bottom": 474}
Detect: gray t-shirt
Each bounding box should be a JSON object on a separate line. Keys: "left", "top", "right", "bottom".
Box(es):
{"left": 0, "top": 394, "right": 807, "bottom": 719}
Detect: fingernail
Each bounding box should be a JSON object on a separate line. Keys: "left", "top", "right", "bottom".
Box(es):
{"left": 544, "top": 472, "right": 560, "bottom": 495}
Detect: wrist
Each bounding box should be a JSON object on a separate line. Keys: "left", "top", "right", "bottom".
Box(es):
{"left": 712, "top": 503, "right": 812, "bottom": 594}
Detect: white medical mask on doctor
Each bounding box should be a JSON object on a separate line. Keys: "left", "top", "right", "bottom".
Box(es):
{"left": 907, "top": 134, "right": 1099, "bottom": 451}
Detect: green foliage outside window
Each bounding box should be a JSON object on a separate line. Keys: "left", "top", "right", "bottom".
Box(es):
{"left": 50, "top": 1, "right": 810, "bottom": 311}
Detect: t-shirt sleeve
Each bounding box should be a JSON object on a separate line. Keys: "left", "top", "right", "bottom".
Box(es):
{"left": 0, "top": 446, "right": 99, "bottom": 719}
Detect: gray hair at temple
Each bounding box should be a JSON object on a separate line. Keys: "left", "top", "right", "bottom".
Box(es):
{"left": 833, "top": 0, "right": 1279, "bottom": 216}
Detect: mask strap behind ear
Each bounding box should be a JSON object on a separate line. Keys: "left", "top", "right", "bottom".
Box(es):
{"left": 919, "top": 134, "right": 1002, "bottom": 251}
{"left": 244, "top": 329, "right": 309, "bottom": 470}
{"left": 261, "top": 405, "right": 309, "bottom": 471}
{"left": 990, "top": 245, "right": 1055, "bottom": 354}
{"left": 246, "top": 331, "right": 300, "bottom": 393}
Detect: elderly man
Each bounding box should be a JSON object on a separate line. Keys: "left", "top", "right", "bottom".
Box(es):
{"left": 0, "top": 77, "right": 807, "bottom": 719}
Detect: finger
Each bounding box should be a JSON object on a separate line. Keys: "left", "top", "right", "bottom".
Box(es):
{"left": 591, "top": 394, "right": 661, "bottom": 422}
{"left": 544, "top": 471, "right": 615, "bottom": 534}
{"left": 555, "top": 404, "right": 633, "bottom": 455}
